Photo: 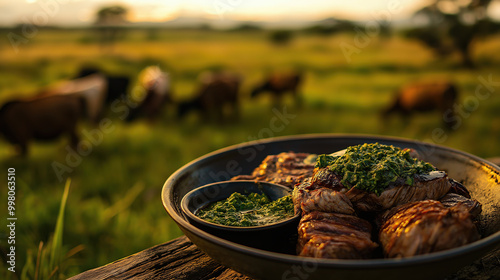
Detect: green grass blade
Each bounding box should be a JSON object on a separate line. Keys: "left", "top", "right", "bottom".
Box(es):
{"left": 103, "top": 181, "right": 145, "bottom": 222}
{"left": 49, "top": 179, "right": 71, "bottom": 272}
{"left": 20, "top": 248, "right": 35, "bottom": 280}
{"left": 35, "top": 241, "right": 43, "bottom": 280}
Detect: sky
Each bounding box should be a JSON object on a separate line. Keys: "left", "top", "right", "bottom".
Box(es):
{"left": 0, "top": 0, "right": 499, "bottom": 27}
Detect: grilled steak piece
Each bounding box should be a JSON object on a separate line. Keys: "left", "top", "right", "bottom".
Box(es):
{"left": 297, "top": 211, "right": 378, "bottom": 259}
{"left": 448, "top": 179, "right": 471, "bottom": 198}
{"left": 293, "top": 166, "right": 375, "bottom": 259}
{"left": 309, "top": 167, "right": 345, "bottom": 190}
{"left": 299, "top": 167, "right": 452, "bottom": 213}
{"left": 346, "top": 171, "right": 452, "bottom": 212}
{"left": 440, "top": 193, "right": 482, "bottom": 219}
{"left": 292, "top": 178, "right": 355, "bottom": 215}
{"left": 231, "top": 152, "right": 314, "bottom": 188}
{"left": 379, "top": 200, "right": 480, "bottom": 258}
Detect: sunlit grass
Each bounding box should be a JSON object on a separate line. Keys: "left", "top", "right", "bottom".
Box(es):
{"left": 1, "top": 29, "right": 499, "bottom": 278}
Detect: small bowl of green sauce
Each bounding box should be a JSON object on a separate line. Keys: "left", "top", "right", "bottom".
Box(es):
{"left": 181, "top": 180, "right": 300, "bottom": 252}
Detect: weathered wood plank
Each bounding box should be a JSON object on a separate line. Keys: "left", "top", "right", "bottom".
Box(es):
{"left": 70, "top": 236, "right": 499, "bottom": 280}
{"left": 68, "top": 236, "right": 251, "bottom": 280}
{"left": 446, "top": 246, "right": 500, "bottom": 280}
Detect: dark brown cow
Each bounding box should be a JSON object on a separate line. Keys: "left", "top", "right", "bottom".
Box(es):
{"left": 177, "top": 71, "right": 241, "bottom": 122}
{"left": 75, "top": 67, "right": 131, "bottom": 105}
{"left": 251, "top": 71, "right": 303, "bottom": 105}
{"left": 382, "top": 81, "right": 458, "bottom": 128}
{"left": 0, "top": 95, "right": 85, "bottom": 155}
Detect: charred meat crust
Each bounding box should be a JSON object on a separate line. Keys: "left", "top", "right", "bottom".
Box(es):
{"left": 346, "top": 171, "right": 451, "bottom": 212}
{"left": 292, "top": 178, "right": 355, "bottom": 216}
{"left": 448, "top": 179, "right": 471, "bottom": 198}
{"left": 297, "top": 212, "right": 379, "bottom": 259}
{"left": 231, "top": 152, "right": 314, "bottom": 188}
{"left": 303, "top": 167, "right": 452, "bottom": 213}
{"left": 379, "top": 200, "right": 480, "bottom": 258}
{"left": 440, "top": 193, "right": 482, "bottom": 219}
{"left": 293, "top": 169, "right": 376, "bottom": 259}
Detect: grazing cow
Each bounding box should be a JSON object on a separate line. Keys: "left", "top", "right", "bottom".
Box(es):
{"left": 251, "top": 71, "right": 303, "bottom": 105}
{"left": 178, "top": 71, "right": 241, "bottom": 123}
{"left": 0, "top": 95, "right": 85, "bottom": 155}
{"left": 76, "top": 67, "right": 131, "bottom": 105}
{"left": 126, "top": 66, "right": 172, "bottom": 122}
{"left": 382, "top": 81, "right": 459, "bottom": 128}
{"left": 39, "top": 73, "right": 107, "bottom": 124}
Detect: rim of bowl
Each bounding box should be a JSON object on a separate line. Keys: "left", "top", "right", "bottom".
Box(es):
{"left": 180, "top": 180, "right": 300, "bottom": 231}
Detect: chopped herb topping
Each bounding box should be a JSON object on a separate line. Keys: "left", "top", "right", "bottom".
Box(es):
{"left": 315, "top": 143, "right": 435, "bottom": 195}
{"left": 196, "top": 192, "right": 294, "bottom": 227}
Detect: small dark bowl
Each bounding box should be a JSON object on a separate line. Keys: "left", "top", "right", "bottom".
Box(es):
{"left": 181, "top": 180, "right": 300, "bottom": 253}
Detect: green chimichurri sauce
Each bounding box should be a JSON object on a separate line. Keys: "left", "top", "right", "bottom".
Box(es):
{"left": 196, "top": 192, "right": 294, "bottom": 227}
{"left": 316, "top": 143, "right": 435, "bottom": 195}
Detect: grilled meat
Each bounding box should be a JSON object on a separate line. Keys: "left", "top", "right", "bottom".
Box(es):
{"left": 292, "top": 178, "right": 355, "bottom": 215}
{"left": 300, "top": 167, "right": 452, "bottom": 213}
{"left": 448, "top": 179, "right": 471, "bottom": 198}
{"left": 309, "top": 167, "right": 345, "bottom": 190}
{"left": 231, "top": 152, "right": 314, "bottom": 188}
{"left": 379, "top": 200, "right": 480, "bottom": 258}
{"left": 293, "top": 170, "right": 375, "bottom": 259}
{"left": 297, "top": 211, "right": 378, "bottom": 259}
{"left": 440, "top": 193, "right": 482, "bottom": 219}
{"left": 346, "top": 171, "right": 452, "bottom": 212}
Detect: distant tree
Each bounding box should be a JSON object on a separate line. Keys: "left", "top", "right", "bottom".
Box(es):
{"left": 197, "top": 23, "right": 213, "bottom": 31}
{"left": 230, "top": 23, "right": 262, "bottom": 32}
{"left": 377, "top": 18, "right": 392, "bottom": 38}
{"left": 94, "top": 5, "right": 129, "bottom": 48}
{"left": 405, "top": 0, "right": 499, "bottom": 68}
{"left": 269, "top": 29, "right": 293, "bottom": 46}
{"left": 303, "top": 18, "right": 359, "bottom": 36}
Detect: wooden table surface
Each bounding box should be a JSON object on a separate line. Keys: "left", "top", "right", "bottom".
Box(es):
{"left": 69, "top": 236, "right": 251, "bottom": 280}
{"left": 69, "top": 235, "right": 500, "bottom": 280}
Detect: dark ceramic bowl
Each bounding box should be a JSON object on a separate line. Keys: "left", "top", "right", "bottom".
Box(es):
{"left": 181, "top": 180, "right": 300, "bottom": 252}
{"left": 162, "top": 134, "right": 500, "bottom": 280}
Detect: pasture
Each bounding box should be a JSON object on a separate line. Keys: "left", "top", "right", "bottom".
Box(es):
{"left": 1, "top": 28, "right": 500, "bottom": 278}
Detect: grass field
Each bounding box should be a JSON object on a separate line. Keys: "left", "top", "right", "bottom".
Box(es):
{"left": 1, "top": 28, "right": 500, "bottom": 279}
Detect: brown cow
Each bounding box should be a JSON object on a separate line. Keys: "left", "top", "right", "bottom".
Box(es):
{"left": 38, "top": 73, "right": 107, "bottom": 124}
{"left": 126, "top": 66, "right": 172, "bottom": 122}
{"left": 0, "top": 95, "right": 85, "bottom": 155}
{"left": 177, "top": 71, "right": 241, "bottom": 123}
{"left": 382, "top": 81, "right": 458, "bottom": 128}
{"left": 251, "top": 71, "right": 303, "bottom": 105}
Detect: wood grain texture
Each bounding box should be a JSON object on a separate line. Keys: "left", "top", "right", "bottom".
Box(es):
{"left": 68, "top": 236, "right": 251, "bottom": 280}
{"left": 70, "top": 236, "right": 499, "bottom": 280}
